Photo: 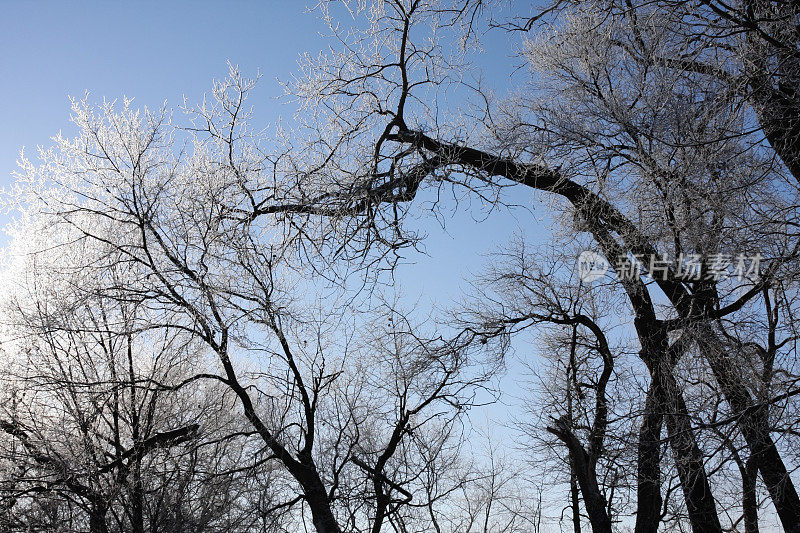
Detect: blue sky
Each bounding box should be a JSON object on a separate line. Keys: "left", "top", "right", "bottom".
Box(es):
{"left": 0, "top": 0, "right": 553, "bottom": 392}
{"left": 0, "top": 2, "right": 327, "bottom": 188}
{"left": 0, "top": 1, "right": 549, "bottom": 427}
{"left": 0, "top": 3, "right": 633, "bottom": 522}
{"left": 0, "top": 0, "right": 541, "bottom": 297}
{"left": 7, "top": 1, "right": 552, "bottom": 435}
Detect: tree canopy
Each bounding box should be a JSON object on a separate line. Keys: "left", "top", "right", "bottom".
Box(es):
{"left": 3, "top": 1, "right": 800, "bottom": 532}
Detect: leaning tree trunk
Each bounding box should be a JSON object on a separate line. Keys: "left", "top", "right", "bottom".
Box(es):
{"left": 698, "top": 328, "right": 800, "bottom": 533}
{"left": 654, "top": 364, "right": 723, "bottom": 533}
{"left": 548, "top": 421, "right": 612, "bottom": 533}
{"left": 637, "top": 320, "right": 721, "bottom": 533}
{"left": 386, "top": 126, "right": 723, "bottom": 533}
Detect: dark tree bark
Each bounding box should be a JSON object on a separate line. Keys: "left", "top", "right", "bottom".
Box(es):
{"left": 698, "top": 329, "right": 800, "bottom": 533}
{"left": 741, "top": 0, "right": 800, "bottom": 185}
{"left": 384, "top": 126, "right": 724, "bottom": 533}
{"left": 657, "top": 367, "right": 722, "bottom": 533}
{"left": 130, "top": 461, "right": 145, "bottom": 533}
{"left": 88, "top": 502, "right": 110, "bottom": 533}
{"left": 548, "top": 422, "right": 612, "bottom": 533}
{"left": 635, "top": 384, "right": 663, "bottom": 533}
{"left": 570, "top": 460, "right": 583, "bottom": 533}
{"left": 744, "top": 456, "right": 760, "bottom": 533}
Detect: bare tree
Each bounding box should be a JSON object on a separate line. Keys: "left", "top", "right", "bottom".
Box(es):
{"left": 0, "top": 248, "right": 266, "bottom": 532}
{"left": 5, "top": 2, "right": 800, "bottom": 531}
{"left": 244, "top": 1, "right": 800, "bottom": 531}
{"left": 0, "top": 70, "right": 509, "bottom": 532}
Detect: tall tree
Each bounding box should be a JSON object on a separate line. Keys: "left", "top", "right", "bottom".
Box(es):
{"left": 255, "top": 1, "right": 800, "bottom": 531}
{"left": 1, "top": 71, "right": 500, "bottom": 533}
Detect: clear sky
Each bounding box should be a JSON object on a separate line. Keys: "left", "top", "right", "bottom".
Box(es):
{"left": 0, "top": 0, "right": 541, "bottom": 297}
{"left": 0, "top": 2, "right": 327, "bottom": 188}
{"left": 1, "top": 6, "right": 792, "bottom": 530}
{"left": 0, "top": 3, "right": 626, "bottom": 525}
{"left": 1, "top": 0, "right": 550, "bottom": 441}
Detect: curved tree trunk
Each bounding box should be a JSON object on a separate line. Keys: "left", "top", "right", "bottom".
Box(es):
{"left": 386, "top": 126, "right": 723, "bottom": 533}
{"left": 548, "top": 421, "right": 612, "bottom": 533}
